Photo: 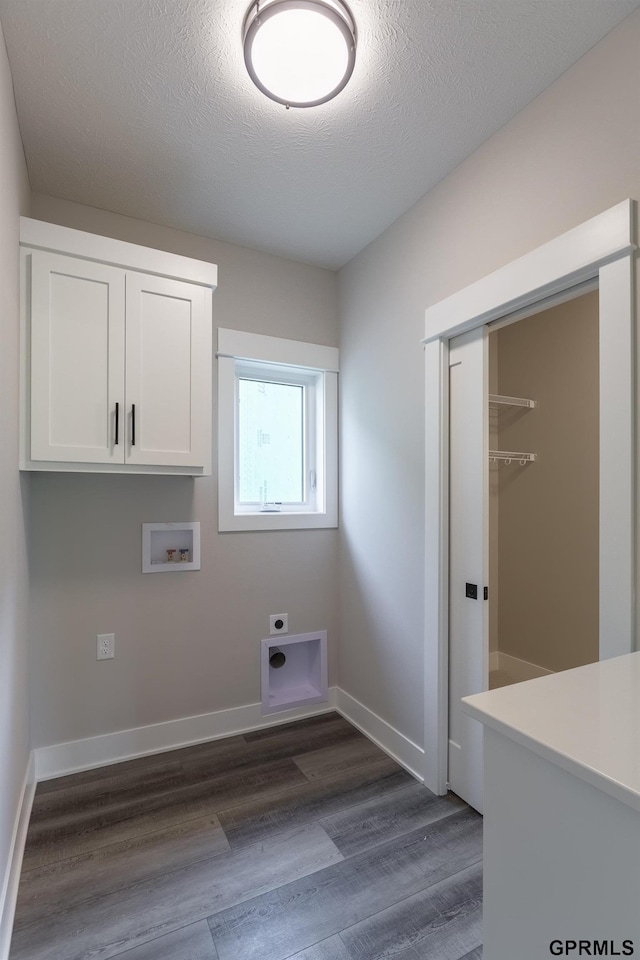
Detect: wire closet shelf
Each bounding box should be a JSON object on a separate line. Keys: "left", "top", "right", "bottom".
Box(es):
{"left": 489, "top": 450, "right": 537, "bottom": 466}
{"left": 489, "top": 394, "right": 537, "bottom": 465}
{"left": 489, "top": 394, "right": 536, "bottom": 408}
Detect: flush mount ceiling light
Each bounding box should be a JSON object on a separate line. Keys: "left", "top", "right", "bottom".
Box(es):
{"left": 243, "top": 0, "right": 357, "bottom": 109}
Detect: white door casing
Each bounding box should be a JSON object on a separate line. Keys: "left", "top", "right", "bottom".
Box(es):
{"left": 448, "top": 327, "right": 489, "bottom": 812}
{"left": 423, "top": 199, "right": 637, "bottom": 797}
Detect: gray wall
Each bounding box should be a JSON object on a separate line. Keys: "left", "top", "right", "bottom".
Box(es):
{"left": 338, "top": 10, "right": 640, "bottom": 749}
{"left": 28, "top": 194, "right": 339, "bottom": 747}
{"left": 0, "top": 17, "right": 31, "bottom": 924}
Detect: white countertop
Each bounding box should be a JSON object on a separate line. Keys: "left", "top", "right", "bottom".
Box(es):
{"left": 462, "top": 651, "right": 640, "bottom": 813}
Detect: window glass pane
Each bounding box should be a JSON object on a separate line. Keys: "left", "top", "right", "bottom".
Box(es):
{"left": 238, "top": 378, "right": 304, "bottom": 503}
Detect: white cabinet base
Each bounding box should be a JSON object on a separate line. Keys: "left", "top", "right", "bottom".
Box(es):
{"left": 483, "top": 728, "right": 640, "bottom": 959}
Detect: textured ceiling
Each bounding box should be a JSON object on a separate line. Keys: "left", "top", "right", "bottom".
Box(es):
{"left": 1, "top": 0, "right": 638, "bottom": 268}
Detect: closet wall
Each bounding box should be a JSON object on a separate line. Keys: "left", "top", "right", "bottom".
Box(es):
{"left": 491, "top": 291, "right": 599, "bottom": 675}
{"left": 0, "top": 17, "right": 31, "bottom": 938}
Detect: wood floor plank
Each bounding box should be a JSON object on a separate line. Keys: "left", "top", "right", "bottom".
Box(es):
{"left": 338, "top": 862, "right": 482, "bottom": 960}
{"left": 207, "top": 809, "right": 483, "bottom": 960}
{"left": 342, "top": 915, "right": 481, "bottom": 960}
{"left": 181, "top": 715, "right": 364, "bottom": 782}
{"left": 320, "top": 781, "right": 467, "bottom": 858}
{"left": 171, "top": 756, "right": 311, "bottom": 811}
{"left": 35, "top": 731, "right": 261, "bottom": 803}
{"left": 242, "top": 712, "right": 346, "bottom": 742}
{"left": 34, "top": 751, "right": 199, "bottom": 795}
{"left": 158, "top": 735, "right": 249, "bottom": 764}
{"left": 9, "top": 823, "right": 343, "bottom": 960}
{"left": 24, "top": 757, "right": 308, "bottom": 869}
{"left": 182, "top": 736, "right": 370, "bottom": 781}
{"left": 107, "top": 921, "right": 218, "bottom": 960}
{"left": 163, "top": 735, "right": 272, "bottom": 780}
{"left": 36, "top": 737, "right": 259, "bottom": 798}
{"left": 285, "top": 936, "right": 352, "bottom": 960}
{"left": 293, "top": 737, "right": 388, "bottom": 781}
{"left": 217, "top": 757, "right": 413, "bottom": 849}
{"left": 14, "top": 815, "right": 229, "bottom": 930}
{"left": 30, "top": 762, "right": 186, "bottom": 823}
{"left": 22, "top": 795, "right": 215, "bottom": 871}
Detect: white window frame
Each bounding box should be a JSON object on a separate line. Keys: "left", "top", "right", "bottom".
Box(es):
{"left": 218, "top": 328, "right": 338, "bottom": 531}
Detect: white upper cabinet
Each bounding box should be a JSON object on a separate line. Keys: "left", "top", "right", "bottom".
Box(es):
{"left": 20, "top": 219, "right": 217, "bottom": 476}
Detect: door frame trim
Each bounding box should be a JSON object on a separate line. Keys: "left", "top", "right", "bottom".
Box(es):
{"left": 422, "top": 199, "right": 637, "bottom": 796}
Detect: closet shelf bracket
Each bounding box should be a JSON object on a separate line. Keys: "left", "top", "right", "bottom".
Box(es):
{"left": 489, "top": 394, "right": 536, "bottom": 408}
{"left": 489, "top": 450, "right": 537, "bottom": 465}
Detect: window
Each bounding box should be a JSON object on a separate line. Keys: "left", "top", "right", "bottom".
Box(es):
{"left": 218, "top": 329, "right": 338, "bottom": 531}
{"left": 236, "top": 360, "right": 316, "bottom": 509}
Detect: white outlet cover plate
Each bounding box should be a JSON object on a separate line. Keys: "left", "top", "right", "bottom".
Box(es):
{"left": 269, "top": 614, "right": 288, "bottom": 635}
{"left": 97, "top": 633, "right": 115, "bottom": 660}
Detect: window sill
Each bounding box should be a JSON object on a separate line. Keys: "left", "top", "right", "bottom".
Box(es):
{"left": 218, "top": 510, "right": 337, "bottom": 532}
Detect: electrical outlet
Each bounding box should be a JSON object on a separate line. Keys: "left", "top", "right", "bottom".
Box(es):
{"left": 269, "top": 614, "right": 288, "bottom": 635}
{"left": 97, "top": 633, "right": 115, "bottom": 660}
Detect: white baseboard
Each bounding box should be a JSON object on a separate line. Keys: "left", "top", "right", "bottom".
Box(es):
{"left": 0, "top": 752, "right": 35, "bottom": 960}
{"left": 491, "top": 651, "right": 553, "bottom": 683}
{"left": 33, "top": 685, "right": 426, "bottom": 788}
{"left": 35, "top": 688, "right": 338, "bottom": 781}
{"left": 335, "top": 688, "right": 425, "bottom": 783}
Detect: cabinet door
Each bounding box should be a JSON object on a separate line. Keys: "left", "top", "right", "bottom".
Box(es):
{"left": 125, "top": 274, "right": 209, "bottom": 467}
{"left": 30, "top": 252, "right": 125, "bottom": 463}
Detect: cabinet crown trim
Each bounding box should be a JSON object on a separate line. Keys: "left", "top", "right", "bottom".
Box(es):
{"left": 20, "top": 218, "right": 218, "bottom": 290}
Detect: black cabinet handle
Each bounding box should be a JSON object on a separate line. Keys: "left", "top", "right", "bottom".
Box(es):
{"left": 131, "top": 404, "right": 136, "bottom": 446}
{"left": 115, "top": 402, "right": 119, "bottom": 445}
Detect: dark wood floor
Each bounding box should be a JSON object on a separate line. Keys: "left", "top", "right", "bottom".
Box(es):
{"left": 10, "top": 712, "right": 483, "bottom": 960}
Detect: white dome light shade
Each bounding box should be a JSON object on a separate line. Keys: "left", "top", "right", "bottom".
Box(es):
{"left": 252, "top": 10, "right": 348, "bottom": 103}
{"left": 243, "top": 0, "right": 357, "bottom": 108}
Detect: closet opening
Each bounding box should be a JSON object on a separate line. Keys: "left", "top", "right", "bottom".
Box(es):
{"left": 487, "top": 289, "right": 599, "bottom": 690}
{"left": 424, "top": 200, "right": 634, "bottom": 800}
